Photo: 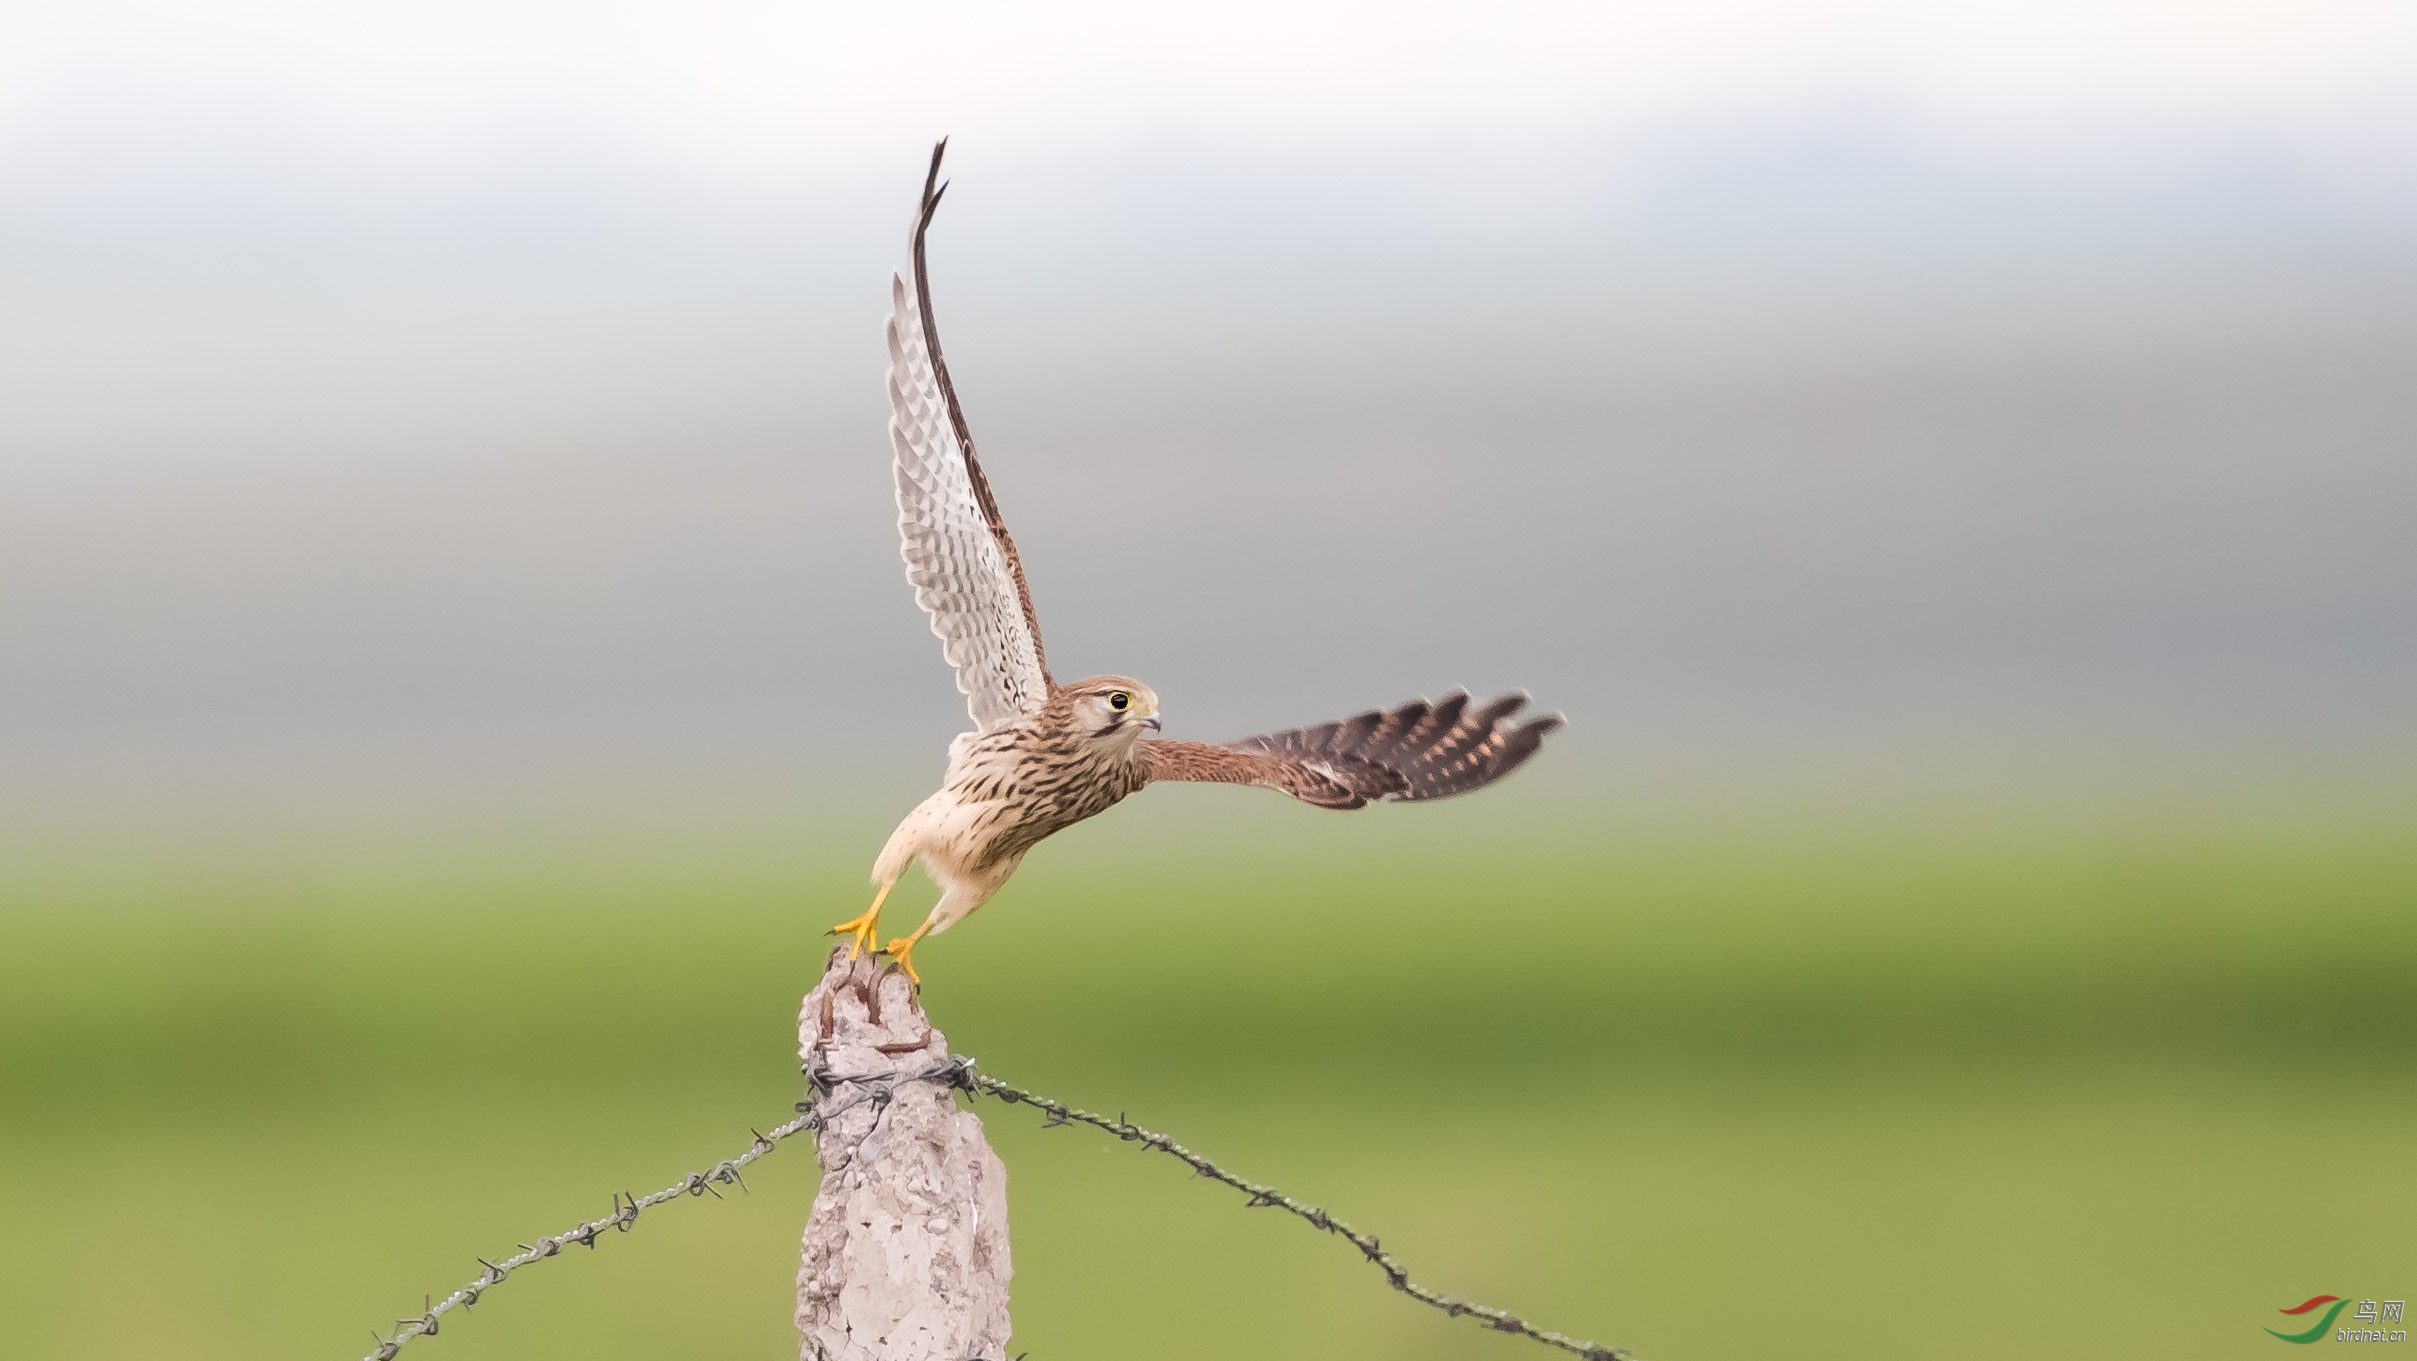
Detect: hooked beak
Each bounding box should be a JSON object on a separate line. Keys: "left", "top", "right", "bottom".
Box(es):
{"left": 1142, "top": 715, "right": 1162, "bottom": 732}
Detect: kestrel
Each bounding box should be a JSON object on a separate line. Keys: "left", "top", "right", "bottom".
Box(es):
{"left": 834, "top": 142, "right": 1562, "bottom": 981}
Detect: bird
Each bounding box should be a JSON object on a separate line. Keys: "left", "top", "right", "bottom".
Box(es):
{"left": 832, "top": 141, "right": 1563, "bottom": 983}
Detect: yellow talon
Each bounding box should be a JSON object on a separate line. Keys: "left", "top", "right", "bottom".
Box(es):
{"left": 884, "top": 923, "right": 932, "bottom": 986}
{"left": 828, "top": 883, "right": 893, "bottom": 960}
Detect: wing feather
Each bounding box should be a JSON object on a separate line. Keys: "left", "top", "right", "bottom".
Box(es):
{"left": 887, "top": 141, "right": 1051, "bottom": 731}
{"left": 1139, "top": 691, "right": 1562, "bottom": 810}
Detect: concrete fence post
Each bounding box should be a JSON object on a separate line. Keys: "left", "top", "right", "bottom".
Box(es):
{"left": 795, "top": 946, "right": 1012, "bottom": 1361}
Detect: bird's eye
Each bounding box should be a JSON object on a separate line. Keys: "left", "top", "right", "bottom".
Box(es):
{"left": 1109, "top": 692, "right": 1129, "bottom": 710}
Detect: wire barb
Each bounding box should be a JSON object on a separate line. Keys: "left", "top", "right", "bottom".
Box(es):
{"left": 354, "top": 1054, "right": 1633, "bottom": 1361}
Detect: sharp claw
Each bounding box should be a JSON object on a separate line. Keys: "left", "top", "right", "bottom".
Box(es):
{"left": 828, "top": 884, "right": 895, "bottom": 963}
{"left": 827, "top": 912, "right": 882, "bottom": 962}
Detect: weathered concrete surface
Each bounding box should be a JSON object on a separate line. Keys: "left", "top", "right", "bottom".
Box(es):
{"left": 796, "top": 947, "right": 1011, "bottom": 1361}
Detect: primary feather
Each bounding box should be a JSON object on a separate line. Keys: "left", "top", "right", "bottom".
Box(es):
{"left": 886, "top": 150, "right": 1050, "bottom": 732}
{"left": 1138, "top": 691, "right": 1563, "bottom": 810}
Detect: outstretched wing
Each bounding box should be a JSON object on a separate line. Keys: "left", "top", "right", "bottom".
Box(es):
{"left": 888, "top": 140, "right": 1053, "bottom": 732}
{"left": 1139, "top": 691, "right": 1562, "bottom": 810}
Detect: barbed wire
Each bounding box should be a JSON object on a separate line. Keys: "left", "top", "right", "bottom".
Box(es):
{"left": 358, "top": 1055, "right": 1634, "bottom": 1361}
{"left": 961, "top": 1071, "right": 1634, "bottom": 1361}
{"left": 357, "top": 1060, "right": 961, "bottom": 1361}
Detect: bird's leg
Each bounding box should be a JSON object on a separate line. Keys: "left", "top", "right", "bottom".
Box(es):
{"left": 883, "top": 918, "right": 935, "bottom": 986}
{"left": 827, "top": 882, "right": 893, "bottom": 961}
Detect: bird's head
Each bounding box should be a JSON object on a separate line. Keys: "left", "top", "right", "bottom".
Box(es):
{"left": 1061, "top": 675, "right": 1161, "bottom": 747}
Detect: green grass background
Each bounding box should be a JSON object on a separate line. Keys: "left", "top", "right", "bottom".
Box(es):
{"left": 5, "top": 779, "right": 2413, "bottom": 1360}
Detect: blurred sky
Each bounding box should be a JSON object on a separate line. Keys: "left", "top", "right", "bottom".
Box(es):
{"left": 3, "top": 2, "right": 2413, "bottom": 825}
